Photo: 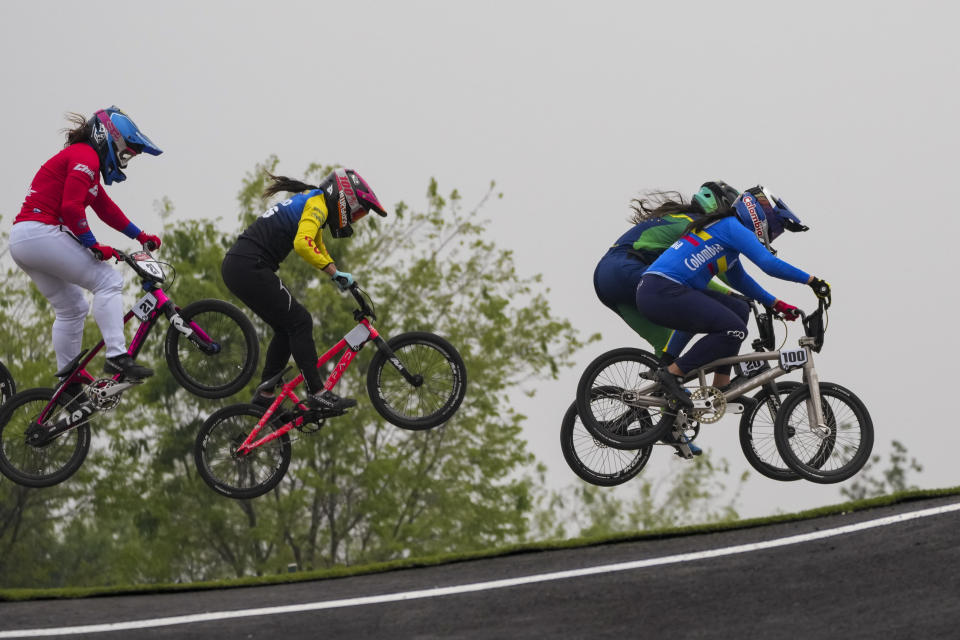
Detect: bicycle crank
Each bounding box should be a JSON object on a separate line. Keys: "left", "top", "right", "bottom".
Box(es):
{"left": 690, "top": 386, "right": 726, "bottom": 424}
{"left": 89, "top": 378, "right": 142, "bottom": 410}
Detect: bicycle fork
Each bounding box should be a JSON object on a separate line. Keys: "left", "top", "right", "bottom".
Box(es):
{"left": 799, "top": 338, "right": 829, "bottom": 435}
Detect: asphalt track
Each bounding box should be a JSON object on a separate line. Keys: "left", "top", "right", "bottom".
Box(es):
{"left": 2, "top": 495, "right": 960, "bottom": 639}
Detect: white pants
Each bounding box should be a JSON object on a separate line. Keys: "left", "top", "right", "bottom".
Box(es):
{"left": 10, "top": 221, "right": 127, "bottom": 370}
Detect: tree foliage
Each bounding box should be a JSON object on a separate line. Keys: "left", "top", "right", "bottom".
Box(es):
{"left": 0, "top": 161, "right": 759, "bottom": 589}
{"left": 839, "top": 440, "right": 923, "bottom": 502}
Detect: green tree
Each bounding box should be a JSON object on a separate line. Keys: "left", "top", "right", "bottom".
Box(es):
{"left": 0, "top": 162, "right": 591, "bottom": 586}
{"left": 839, "top": 440, "right": 923, "bottom": 501}
{"left": 534, "top": 457, "right": 747, "bottom": 540}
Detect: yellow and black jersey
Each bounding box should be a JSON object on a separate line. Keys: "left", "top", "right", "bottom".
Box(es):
{"left": 232, "top": 189, "right": 335, "bottom": 270}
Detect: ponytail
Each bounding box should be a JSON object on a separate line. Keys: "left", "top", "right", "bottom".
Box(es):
{"left": 62, "top": 112, "right": 91, "bottom": 148}
{"left": 628, "top": 190, "right": 701, "bottom": 225}
{"left": 262, "top": 171, "right": 319, "bottom": 198}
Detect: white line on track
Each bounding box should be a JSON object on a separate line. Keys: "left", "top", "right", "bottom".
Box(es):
{"left": 3, "top": 501, "right": 959, "bottom": 638}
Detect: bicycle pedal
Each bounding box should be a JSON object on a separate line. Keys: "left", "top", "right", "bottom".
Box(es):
{"left": 307, "top": 407, "right": 346, "bottom": 421}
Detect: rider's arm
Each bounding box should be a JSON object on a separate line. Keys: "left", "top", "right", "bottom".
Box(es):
{"left": 292, "top": 194, "right": 335, "bottom": 270}
{"left": 59, "top": 147, "right": 100, "bottom": 247}
{"left": 716, "top": 218, "right": 811, "bottom": 284}
{"left": 724, "top": 260, "right": 776, "bottom": 306}
{"left": 90, "top": 187, "right": 143, "bottom": 242}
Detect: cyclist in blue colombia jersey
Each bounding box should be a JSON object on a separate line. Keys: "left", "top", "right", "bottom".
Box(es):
{"left": 635, "top": 185, "right": 831, "bottom": 409}
{"left": 594, "top": 181, "right": 743, "bottom": 365}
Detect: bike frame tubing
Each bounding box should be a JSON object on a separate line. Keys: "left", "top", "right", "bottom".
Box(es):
{"left": 39, "top": 285, "right": 207, "bottom": 422}
{"left": 235, "top": 318, "right": 381, "bottom": 455}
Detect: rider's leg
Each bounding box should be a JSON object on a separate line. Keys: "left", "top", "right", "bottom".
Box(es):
{"left": 637, "top": 275, "right": 749, "bottom": 383}
{"left": 222, "top": 254, "right": 355, "bottom": 411}
{"left": 221, "top": 255, "right": 324, "bottom": 393}
{"left": 10, "top": 222, "right": 136, "bottom": 370}
{"left": 595, "top": 254, "right": 695, "bottom": 362}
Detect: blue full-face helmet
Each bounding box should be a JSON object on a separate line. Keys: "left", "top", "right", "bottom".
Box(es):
{"left": 86, "top": 106, "right": 162, "bottom": 185}
{"left": 733, "top": 186, "right": 808, "bottom": 253}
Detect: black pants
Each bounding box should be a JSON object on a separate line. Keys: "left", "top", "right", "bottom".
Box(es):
{"left": 221, "top": 252, "right": 323, "bottom": 392}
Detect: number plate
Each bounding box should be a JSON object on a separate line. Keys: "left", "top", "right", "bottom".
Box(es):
{"left": 344, "top": 324, "right": 371, "bottom": 350}
{"left": 779, "top": 348, "right": 809, "bottom": 371}
{"left": 132, "top": 292, "right": 158, "bottom": 321}
{"left": 737, "top": 360, "right": 769, "bottom": 377}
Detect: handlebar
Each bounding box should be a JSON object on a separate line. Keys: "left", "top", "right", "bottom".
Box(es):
{"left": 91, "top": 247, "right": 167, "bottom": 284}
{"left": 342, "top": 282, "right": 376, "bottom": 321}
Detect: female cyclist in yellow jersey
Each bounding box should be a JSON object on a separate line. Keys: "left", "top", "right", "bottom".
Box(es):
{"left": 221, "top": 169, "right": 387, "bottom": 411}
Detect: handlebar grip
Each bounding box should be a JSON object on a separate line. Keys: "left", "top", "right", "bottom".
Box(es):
{"left": 90, "top": 247, "right": 103, "bottom": 260}
{"left": 143, "top": 240, "right": 158, "bottom": 252}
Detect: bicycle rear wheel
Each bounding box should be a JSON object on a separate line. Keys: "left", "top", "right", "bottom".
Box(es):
{"left": 739, "top": 381, "right": 803, "bottom": 482}
{"left": 195, "top": 404, "right": 292, "bottom": 499}
{"left": 560, "top": 399, "right": 652, "bottom": 487}
{"left": 774, "top": 382, "right": 873, "bottom": 484}
{"left": 165, "top": 299, "right": 259, "bottom": 399}
{"left": 366, "top": 332, "right": 467, "bottom": 430}
{"left": 0, "top": 388, "right": 91, "bottom": 487}
{"left": 0, "top": 360, "right": 14, "bottom": 405}
{"left": 575, "top": 348, "right": 670, "bottom": 450}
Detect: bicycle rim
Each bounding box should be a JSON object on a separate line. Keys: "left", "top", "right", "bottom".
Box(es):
{"left": 739, "top": 382, "right": 802, "bottom": 482}
{"left": 560, "top": 400, "right": 651, "bottom": 487}
{"left": 367, "top": 332, "right": 466, "bottom": 430}
{"left": 195, "top": 404, "right": 291, "bottom": 499}
{"left": 575, "top": 349, "right": 668, "bottom": 449}
{"left": 774, "top": 383, "right": 873, "bottom": 484}
{"left": 0, "top": 388, "right": 90, "bottom": 487}
{"left": 166, "top": 300, "right": 258, "bottom": 399}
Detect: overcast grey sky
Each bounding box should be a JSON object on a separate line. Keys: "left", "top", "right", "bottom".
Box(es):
{"left": 2, "top": 0, "right": 957, "bottom": 516}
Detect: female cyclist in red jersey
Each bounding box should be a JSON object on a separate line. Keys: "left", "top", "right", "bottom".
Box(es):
{"left": 221, "top": 169, "right": 388, "bottom": 412}
{"left": 10, "top": 107, "right": 163, "bottom": 381}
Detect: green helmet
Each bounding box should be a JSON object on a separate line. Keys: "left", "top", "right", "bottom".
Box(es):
{"left": 692, "top": 181, "right": 740, "bottom": 215}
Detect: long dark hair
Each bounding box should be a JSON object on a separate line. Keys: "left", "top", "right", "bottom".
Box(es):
{"left": 684, "top": 205, "right": 736, "bottom": 235}
{"left": 61, "top": 112, "right": 91, "bottom": 148}
{"left": 628, "top": 190, "right": 701, "bottom": 225}
{"left": 262, "top": 172, "right": 320, "bottom": 198}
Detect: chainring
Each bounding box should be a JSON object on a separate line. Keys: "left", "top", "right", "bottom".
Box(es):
{"left": 88, "top": 378, "right": 124, "bottom": 411}
{"left": 690, "top": 386, "right": 726, "bottom": 424}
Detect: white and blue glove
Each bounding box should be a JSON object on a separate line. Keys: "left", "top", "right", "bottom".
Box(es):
{"left": 331, "top": 270, "right": 354, "bottom": 291}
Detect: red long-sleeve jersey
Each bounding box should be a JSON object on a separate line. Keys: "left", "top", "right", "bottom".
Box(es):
{"left": 16, "top": 143, "right": 136, "bottom": 247}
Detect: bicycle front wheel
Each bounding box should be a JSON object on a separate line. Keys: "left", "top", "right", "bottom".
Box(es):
{"left": 560, "top": 400, "right": 652, "bottom": 487}
{"left": 165, "top": 299, "right": 259, "bottom": 399}
{"left": 0, "top": 388, "right": 91, "bottom": 487}
{"left": 366, "top": 332, "right": 467, "bottom": 430}
{"left": 575, "top": 348, "right": 670, "bottom": 450}
{"left": 0, "top": 360, "right": 15, "bottom": 405}
{"left": 774, "top": 382, "right": 873, "bottom": 484}
{"left": 195, "top": 404, "right": 292, "bottom": 499}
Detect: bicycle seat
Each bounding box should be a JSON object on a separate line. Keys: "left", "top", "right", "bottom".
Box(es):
{"left": 255, "top": 366, "right": 293, "bottom": 394}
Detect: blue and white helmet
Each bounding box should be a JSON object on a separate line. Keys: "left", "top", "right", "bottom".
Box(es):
{"left": 86, "top": 106, "right": 162, "bottom": 185}
{"left": 733, "top": 186, "right": 808, "bottom": 253}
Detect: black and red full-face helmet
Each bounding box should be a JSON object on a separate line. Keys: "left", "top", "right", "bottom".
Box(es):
{"left": 320, "top": 169, "right": 388, "bottom": 238}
